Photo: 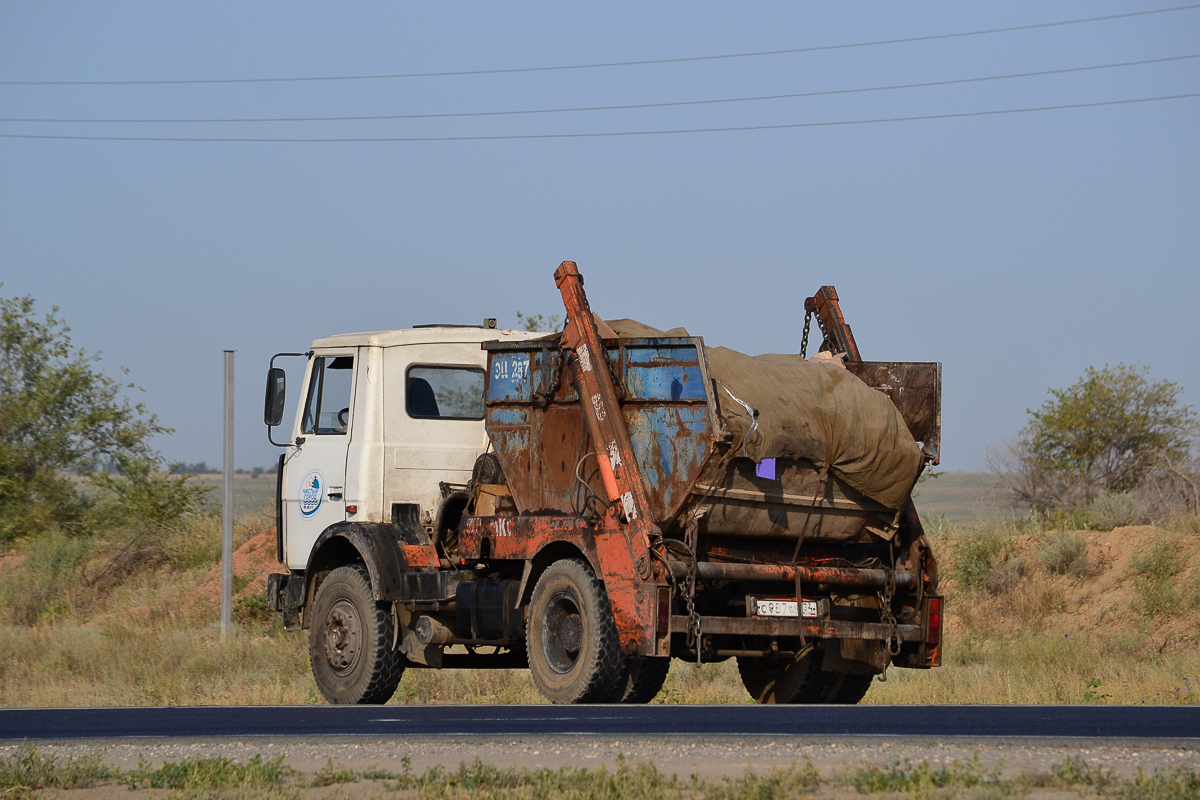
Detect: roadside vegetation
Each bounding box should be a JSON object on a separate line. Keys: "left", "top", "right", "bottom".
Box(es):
{"left": 2, "top": 743, "right": 1198, "bottom": 799}
{"left": 3, "top": 476, "right": 1198, "bottom": 707}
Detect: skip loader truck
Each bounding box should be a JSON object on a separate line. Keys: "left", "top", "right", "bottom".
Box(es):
{"left": 264, "top": 262, "right": 943, "bottom": 705}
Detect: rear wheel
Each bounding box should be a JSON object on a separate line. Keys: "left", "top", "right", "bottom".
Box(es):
{"left": 826, "top": 673, "right": 874, "bottom": 704}
{"left": 309, "top": 565, "right": 404, "bottom": 705}
{"left": 737, "top": 651, "right": 832, "bottom": 704}
{"left": 608, "top": 657, "right": 672, "bottom": 703}
{"left": 526, "top": 559, "right": 624, "bottom": 704}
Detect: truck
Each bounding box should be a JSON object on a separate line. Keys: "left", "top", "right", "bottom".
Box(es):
{"left": 263, "top": 261, "right": 943, "bottom": 705}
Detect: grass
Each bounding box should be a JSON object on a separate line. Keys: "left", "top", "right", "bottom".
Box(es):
{"left": 0, "top": 529, "right": 96, "bottom": 626}
{"left": 0, "top": 743, "right": 115, "bottom": 795}
{"left": 124, "top": 753, "right": 290, "bottom": 791}
{"left": 2, "top": 745, "right": 1198, "bottom": 799}
{"left": 847, "top": 755, "right": 1006, "bottom": 794}
{"left": 1130, "top": 537, "right": 1189, "bottom": 618}
{"left": 1, "top": 479, "right": 1200, "bottom": 707}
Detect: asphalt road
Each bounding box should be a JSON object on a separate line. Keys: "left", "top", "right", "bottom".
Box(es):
{"left": 1, "top": 705, "right": 1197, "bottom": 741}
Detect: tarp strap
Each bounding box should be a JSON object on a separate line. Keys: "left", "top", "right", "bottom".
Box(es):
{"left": 719, "top": 383, "right": 759, "bottom": 458}
{"left": 790, "top": 464, "right": 829, "bottom": 648}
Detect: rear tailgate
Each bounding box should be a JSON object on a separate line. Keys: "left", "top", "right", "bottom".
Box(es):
{"left": 845, "top": 362, "right": 942, "bottom": 465}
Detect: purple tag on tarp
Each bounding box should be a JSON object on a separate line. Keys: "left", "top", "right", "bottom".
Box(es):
{"left": 755, "top": 458, "right": 776, "bottom": 481}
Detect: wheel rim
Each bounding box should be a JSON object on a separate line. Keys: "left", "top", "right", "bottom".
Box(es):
{"left": 541, "top": 590, "right": 584, "bottom": 674}
{"left": 322, "top": 598, "right": 363, "bottom": 675}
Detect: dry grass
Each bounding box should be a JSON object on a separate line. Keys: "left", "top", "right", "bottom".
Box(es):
{"left": 869, "top": 522, "right": 1200, "bottom": 705}
{"left": 1, "top": 509, "right": 1199, "bottom": 707}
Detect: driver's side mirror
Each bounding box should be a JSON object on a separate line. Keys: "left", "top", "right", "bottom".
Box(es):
{"left": 264, "top": 368, "right": 286, "bottom": 426}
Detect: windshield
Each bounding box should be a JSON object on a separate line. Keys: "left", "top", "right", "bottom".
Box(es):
{"left": 301, "top": 355, "right": 354, "bottom": 435}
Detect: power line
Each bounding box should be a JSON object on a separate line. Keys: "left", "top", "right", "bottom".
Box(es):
{"left": 1, "top": 92, "right": 1195, "bottom": 142}
{"left": 2, "top": 4, "right": 1197, "bottom": 87}
{"left": 3, "top": 54, "right": 1196, "bottom": 124}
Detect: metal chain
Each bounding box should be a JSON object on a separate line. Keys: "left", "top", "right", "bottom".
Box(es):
{"left": 877, "top": 546, "right": 901, "bottom": 656}
{"left": 800, "top": 310, "right": 813, "bottom": 358}
{"left": 814, "top": 312, "right": 833, "bottom": 354}
{"left": 683, "top": 513, "right": 702, "bottom": 663}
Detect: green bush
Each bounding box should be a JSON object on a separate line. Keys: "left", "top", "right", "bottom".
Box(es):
{"left": 88, "top": 453, "right": 211, "bottom": 529}
{"left": 850, "top": 756, "right": 1005, "bottom": 795}
{"left": 1038, "top": 531, "right": 1088, "bottom": 576}
{"left": 952, "top": 524, "right": 1016, "bottom": 593}
{"left": 1130, "top": 538, "right": 1188, "bottom": 617}
{"left": 1084, "top": 492, "right": 1146, "bottom": 531}
{"left": 1047, "top": 757, "right": 1117, "bottom": 792}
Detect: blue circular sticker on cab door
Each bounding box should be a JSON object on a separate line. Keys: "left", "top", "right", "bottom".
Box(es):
{"left": 300, "top": 470, "right": 324, "bottom": 517}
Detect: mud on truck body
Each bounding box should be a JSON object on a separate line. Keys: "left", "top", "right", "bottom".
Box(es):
{"left": 264, "top": 261, "right": 943, "bottom": 705}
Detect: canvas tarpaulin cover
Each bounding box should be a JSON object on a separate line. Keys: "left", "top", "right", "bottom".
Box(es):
{"left": 606, "top": 319, "right": 925, "bottom": 510}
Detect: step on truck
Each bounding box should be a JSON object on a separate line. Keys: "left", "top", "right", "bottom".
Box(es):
{"left": 264, "top": 261, "right": 943, "bottom": 705}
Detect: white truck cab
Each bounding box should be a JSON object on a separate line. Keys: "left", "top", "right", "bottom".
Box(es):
{"left": 268, "top": 324, "right": 542, "bottom": 572}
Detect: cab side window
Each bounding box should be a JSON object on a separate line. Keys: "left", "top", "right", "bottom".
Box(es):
{"left": 301, "top": 356, "right": 354, "bottom": 435}
{"left": 406, "top": 366, "right": 485, "bottom": 420}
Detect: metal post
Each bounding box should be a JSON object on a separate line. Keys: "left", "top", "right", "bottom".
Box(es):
{"left": 221, "top": 350, "right": 235, "bottom": 636}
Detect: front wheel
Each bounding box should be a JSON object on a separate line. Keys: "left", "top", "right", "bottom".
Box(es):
{"left": 526, "top": 559, "right": 624, "bottom": 704}
{"left": 309, "top": 565, "right": 404, "bottom": 704}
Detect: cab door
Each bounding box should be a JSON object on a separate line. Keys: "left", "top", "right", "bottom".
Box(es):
{"left": 283, "top": 350, "right": 356, "bottom": 570}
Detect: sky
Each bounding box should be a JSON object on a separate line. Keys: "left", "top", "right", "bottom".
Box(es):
{"left": 1, "top": 2, "right": 1197, "bottom": 472}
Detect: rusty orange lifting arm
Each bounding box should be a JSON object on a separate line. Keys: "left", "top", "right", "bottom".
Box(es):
{"left": 804, "top": 286, "right": 861, "bottom": 363}
{"left": 553, "top": 261, "right": 659, "bottom": 550}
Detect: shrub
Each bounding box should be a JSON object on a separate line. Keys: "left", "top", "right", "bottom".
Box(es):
{"left": 1084, "top": 492, "right": 1146, "bottom": 531}
{"left": 88, "top": 453, "right": 211, "bottom": 529}
{"left": 951, "top": 524, "right": 1016, "bottom": 593}
{"left": 1130, "top": 537, "right": 1187, "bottom": 617}
{"left": 1038, "top": 531, "right": 1088, "bottom": 576}
{"left": 1121, "top": 766, "right": 1200, "bottom": 800}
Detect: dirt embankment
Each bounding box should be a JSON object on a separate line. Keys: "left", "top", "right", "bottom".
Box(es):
{"left": 194, "top": 529, "right": 284, "bottom": 608}
{"left": 943, "top": 525, "right": 1200, "bottom": 645}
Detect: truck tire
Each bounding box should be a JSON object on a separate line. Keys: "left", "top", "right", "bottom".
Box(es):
{"left": 826, "top": 672, "right": 874, "bottom": 704}
{"left": 737, "top": 652, "right": 832, "bottom": 704}
{"left": 608, "top": 657, "right": 672, "bottom": 703}
{"left": 309, "top": 565, "right": 404, "bottom": 705}
{"left": 526, "top": 558, "right": 624, "bottom": 704}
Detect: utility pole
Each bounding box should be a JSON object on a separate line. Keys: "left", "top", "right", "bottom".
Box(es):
{"left": 221, "top": 350, "right": 235, "bottom": 637}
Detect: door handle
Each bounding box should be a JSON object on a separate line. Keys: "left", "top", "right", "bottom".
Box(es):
{"left": 327, "top": 488, "right": 343, "bottom": 500}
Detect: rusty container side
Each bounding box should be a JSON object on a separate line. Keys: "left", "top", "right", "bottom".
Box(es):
{"left": 485, "top": 337, "right": 723, "bottom": 527}
{"left": 483, "top": 340, "right": 928, "bottom": 544}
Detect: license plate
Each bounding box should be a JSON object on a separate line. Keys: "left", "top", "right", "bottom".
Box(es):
{"left": 754, "top": 599, "right": 820, "bottom": 618}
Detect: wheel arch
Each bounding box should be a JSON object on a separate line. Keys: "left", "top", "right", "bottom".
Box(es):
{"left": 303, "top": 522, "right": 407, "bottom": 613}
{"left": 519, "top": 540, "right": 598, "bottom": 609}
